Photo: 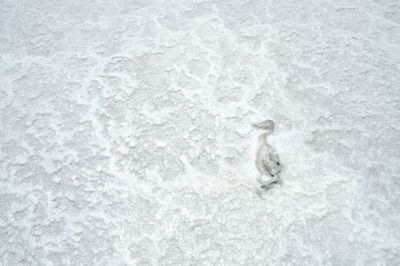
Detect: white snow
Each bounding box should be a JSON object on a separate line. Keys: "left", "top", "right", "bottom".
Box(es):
{"left": 0, "top": 0, "right": 400, "bottom": 265}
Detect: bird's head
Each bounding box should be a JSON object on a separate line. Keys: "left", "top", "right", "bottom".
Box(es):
{"left": 252, "top": 120, "right": 275, "bottom": 135}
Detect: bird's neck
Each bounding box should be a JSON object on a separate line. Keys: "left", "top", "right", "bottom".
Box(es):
{"left": 258, "top": 132, "right": 268, "bottom": 144}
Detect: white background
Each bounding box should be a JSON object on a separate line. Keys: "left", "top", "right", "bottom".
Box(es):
{"left": 0, "top": 0, "right": 399, "bottom": 265}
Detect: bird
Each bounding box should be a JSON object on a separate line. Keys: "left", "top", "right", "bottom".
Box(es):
{"left": 252, "top": 120, "right": 282, "bottom": 190}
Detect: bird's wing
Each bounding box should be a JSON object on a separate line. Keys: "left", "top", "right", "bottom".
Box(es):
{"left": 262, "top": 159, "right": 274, "bottom": 176}
{"left": 269, "top": 152, "right": 281, "bottom": 165}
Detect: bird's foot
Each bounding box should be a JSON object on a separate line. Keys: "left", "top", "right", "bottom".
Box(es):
{"left": 259, "top": 177, "right": 279, "bottom": 191}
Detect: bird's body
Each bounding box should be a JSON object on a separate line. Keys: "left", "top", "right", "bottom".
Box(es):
{"left": 255, "top": 143, "right": 281, "bottom": 177}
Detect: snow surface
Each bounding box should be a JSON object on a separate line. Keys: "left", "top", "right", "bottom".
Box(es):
{"left": 1, "top": 0, "right": 400, "bottom": 265}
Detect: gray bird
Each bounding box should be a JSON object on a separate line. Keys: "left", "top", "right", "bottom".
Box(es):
{"left": 252, "top": 120, "right": 282, "bottom": 190}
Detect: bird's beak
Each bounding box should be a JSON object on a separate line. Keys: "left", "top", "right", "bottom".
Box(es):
{"left": 251, "top": 120, "right": 275, "bottom": 131}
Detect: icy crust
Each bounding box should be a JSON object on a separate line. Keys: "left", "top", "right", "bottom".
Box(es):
{"left": 1, "top": 0, "right": 400, "bottom": 265}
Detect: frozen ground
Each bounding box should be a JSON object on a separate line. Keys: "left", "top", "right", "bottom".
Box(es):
{"left": 1, "top": 0, "right": 400, "bottom": 265}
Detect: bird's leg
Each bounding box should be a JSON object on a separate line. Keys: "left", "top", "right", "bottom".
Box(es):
{"left": 259, "top": 175, "right": 279, "bottom": 190}
{"left": 257, "top": 173, "right": 268, "bottom": 186}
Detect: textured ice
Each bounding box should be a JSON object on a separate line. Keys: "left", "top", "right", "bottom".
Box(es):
{"left": 1, "top": 0, "right": 400, "bottom": 265}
